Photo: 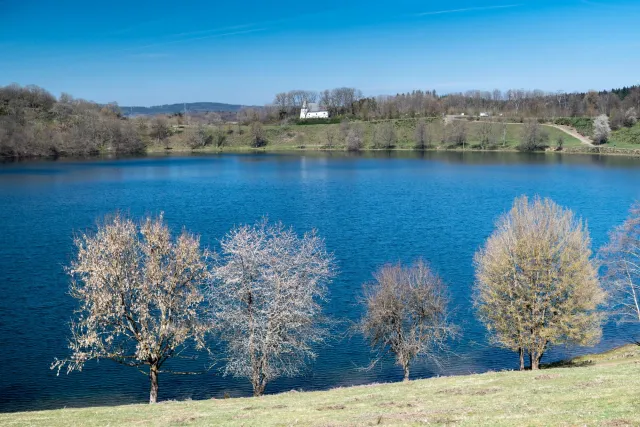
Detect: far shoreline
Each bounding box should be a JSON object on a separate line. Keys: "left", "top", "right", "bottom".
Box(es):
{"left": 2, "top": 145, "right": 640, "bottom": 163}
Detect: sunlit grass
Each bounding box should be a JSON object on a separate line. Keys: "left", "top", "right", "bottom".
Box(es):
{"left": 3, "top": 345, "right": 639, "bottom": 426}
{"left": 150, "top": 119, "right": 588, "bottom": 153}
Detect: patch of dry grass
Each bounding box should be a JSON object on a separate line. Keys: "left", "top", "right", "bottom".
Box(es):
{"left": 2, "top": 345, "right": 640, "bottom": 426}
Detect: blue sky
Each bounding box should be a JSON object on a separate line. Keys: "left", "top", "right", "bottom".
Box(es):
{"left": 1, "top": 0, "right": 639, "bottom": 106}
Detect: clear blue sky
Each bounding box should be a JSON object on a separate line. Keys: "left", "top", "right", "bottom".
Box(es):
{"left": 1, "top": 0, "right": 639, "bottom": 106}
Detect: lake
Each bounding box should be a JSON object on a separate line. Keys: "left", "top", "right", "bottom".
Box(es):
{"left": 1, "top": 151, "right": 639, "bottom": 412}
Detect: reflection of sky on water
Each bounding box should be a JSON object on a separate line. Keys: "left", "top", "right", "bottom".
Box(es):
{"left": 1, "top": 151, "right": 639, "bottom": 412}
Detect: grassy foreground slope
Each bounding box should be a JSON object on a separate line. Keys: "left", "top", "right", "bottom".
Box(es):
{"left": 3, "top": 345, "right": 640, "bottom": 426}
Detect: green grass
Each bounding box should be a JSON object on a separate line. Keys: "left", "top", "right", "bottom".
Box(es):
{"left": 554, "top": 117, "right": 594, "bottom": 137}
{"left": 607, "top": 123, "right": 640, "bottom": 149}
{"left": 3, "top": 345, "right": 640, "bottom": 426}
{"left": 156, "top": 118, "right": 584, "bottom": 153}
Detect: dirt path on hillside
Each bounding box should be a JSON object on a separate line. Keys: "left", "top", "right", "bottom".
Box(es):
{"left": 545, "top": 124, "right": 594, "bottom": 146}
{"left": 447, "top": 116, "right": 594, "bottom": 147}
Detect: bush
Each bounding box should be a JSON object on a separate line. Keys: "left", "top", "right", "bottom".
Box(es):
{"left": 518, "top": 120, "right": 549, "bottom": 152}
{"left": 623, "top": 108, "right": 638, "bottom": 128}
{"left": 295, "top": 117, "right": 341, "bottom": 125}
{"left": 372, "top": 122, "right": 397, "bottom": 149}
{"left": 186, "top": 125, "right": 213, "bottom": 149}
{"left": 346, "top": 125, "right": 364, "bottom": 151}
{"left": 213, "top": 128, "right": 227, "bottom": 148}
{"left": 249, "top": 122, "right": 267, "bottom": 148}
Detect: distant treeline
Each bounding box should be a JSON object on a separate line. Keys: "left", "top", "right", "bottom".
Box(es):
{"left": 0, "top": 84, "right": 145, "bottom": 158}
{"left": 122, "top": 102, "right": 247, "bottom": 116}
{"left": 238, "top": 86, "right": 640, "bottom": 123}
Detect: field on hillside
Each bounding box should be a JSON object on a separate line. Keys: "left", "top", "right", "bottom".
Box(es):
{"left": 155, "top": 118, "right": 585, "bottom": 152}
{"left": 3, "top": 345, "right": 639, "bottom": 426}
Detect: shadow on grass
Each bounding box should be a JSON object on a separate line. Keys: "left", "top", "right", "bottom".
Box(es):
{"left": 542, "top": 359, "right": 594, "bottom": 370}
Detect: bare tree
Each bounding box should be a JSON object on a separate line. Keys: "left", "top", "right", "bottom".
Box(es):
{"left": 474, "top": 196, "right": 605, "bottom": 370}
{"left": 450, "top": 120, "right": 467, "bottom": 148}
{"left": 209, "top": 220, "right": 336, "bottom": 396}
{"left": 204, "top": 112, "right": 222, "bottom": 126}
{"left": 150, "top": 117, "right": 172, "bottom": 149}
{"left": 186, "top": 124, "right": 213, "bottom": 149}
{"left": 325, "top": 127, "right": 337, "bottom": 149}
{"left": 599, "top": 202, "right": 640, "bottom": 325}
{"left": 357, "top": 260, "right": 456, "bottom": 381}
{"left": 212, "top": 127, "right": 227, "bottom": 148}
{"left": 346, "top": 124, "right": 364, "bottom": 152}
{"left": 593, "top": 114, "right": 611, "bottom": 145}
{"left": 372, "top": 121, "right": 397, "bottom": 149}
{"left": 414, "top": 119, "right": 432, "bottom": 150}
{"left": 478, "top": 121, "right": 497, "bottom": 149}
{"left": 51, "top": 213, "right": 210, "bottom": 403}
{"left": 339, "top": 119, "right": 351, "bottom": 141}
{"left": 249, "top": 121, "right": 267, "bottom": 148}
{"left": 519, "top": 120, "right": 549, "bottom": 152}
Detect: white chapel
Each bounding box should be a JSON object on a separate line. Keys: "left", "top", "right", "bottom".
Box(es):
{"left": 300, "top": 101, "right": 329, "bottom": 119}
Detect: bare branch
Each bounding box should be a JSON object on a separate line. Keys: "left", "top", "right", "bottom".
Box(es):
{"left": 51, "top": 213, "right": 211, "bottom": 403}
{"left": 474, "top": 196, "right": 605, "bottom": 370}
{"left": 356, "top": 259, "right": 457, "bottom": 381}
{"left": 208, "top": 219, "right": 336, "bottom": 396}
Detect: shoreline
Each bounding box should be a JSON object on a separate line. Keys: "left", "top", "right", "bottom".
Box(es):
{"left": 2, "top": 344, "right": 639, "bottom": 425}
{"left": 2, "top": 145, "right": 640, "bottom": 162}
{"left": 158, "top": 145, "right": 640, "bottom": 157}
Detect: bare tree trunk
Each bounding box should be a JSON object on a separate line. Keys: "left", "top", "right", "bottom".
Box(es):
{"left": 530, "top": 349, "right": 543, "bottom": 370}
{"left": 403, "top": 364, "right": 410, "bottom": 382}
{"left": 149, "top": 364, "right": 159, "bottom": 404}
{"left": 519, "top": 347, "right": 525, "bottom": 371}
{"left": 531, "top": 356, "right": 540, "bottom": 370}
{"left": 253, "top": 374, "right": 266, "bottom": 396}
{"left": 251, "top": 363, "right": 263, "bottom": 396}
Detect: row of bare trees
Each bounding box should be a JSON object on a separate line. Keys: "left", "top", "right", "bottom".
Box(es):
{"left": 327, "top": 119, "right": 532, "bottom": 151}
{"left": 263, "top": 86, "right": 640, "bottom": 123}
{"left": 52, "top": 196, "right": 640, "bottom": 403}
{"left": 272, "top": 88, "right": 363, "bottom": 119}
{"left": 52, "top": 217, "right": 337, "bottom": 403}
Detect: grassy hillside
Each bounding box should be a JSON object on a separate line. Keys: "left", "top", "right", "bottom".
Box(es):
{"left": 551, "top": 118, "right": 640, "bottom": 149}
{"left": 609, "top": 122, "right": 640, "bottom": 148}
{"left": 155, "top": 118, "right": 585, "bottom": 153}
{"left": 3, "top": 345, "right": 639, "bottom": 426}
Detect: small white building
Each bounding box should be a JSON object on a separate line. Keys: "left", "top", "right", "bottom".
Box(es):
{"left": 300, "top": 101, "right": 329, "bottom": 119}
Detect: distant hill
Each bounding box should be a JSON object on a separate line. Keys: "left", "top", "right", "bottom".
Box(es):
{"left": 120, "top": 102, "right": 252, "bottom": 116}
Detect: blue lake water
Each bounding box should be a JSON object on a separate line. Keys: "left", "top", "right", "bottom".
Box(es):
{"left": 1, "top": 151, "right": 639, "bottom": 412}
